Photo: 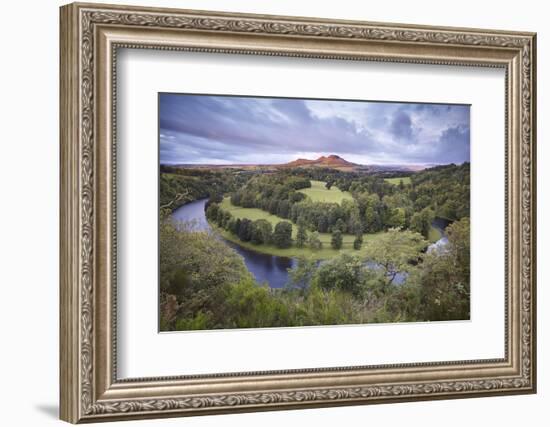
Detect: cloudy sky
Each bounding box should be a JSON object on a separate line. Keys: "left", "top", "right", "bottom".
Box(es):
{"left": 159, "top": 93, "right": 470, "bottom": 166}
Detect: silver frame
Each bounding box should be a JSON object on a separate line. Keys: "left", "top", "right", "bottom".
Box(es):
{"left": 60, "top": 2, "right": 536, "bottom": 423}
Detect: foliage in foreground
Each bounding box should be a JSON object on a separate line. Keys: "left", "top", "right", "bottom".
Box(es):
{"left": 160, "top": 217, "right": 470, "bottom": 331}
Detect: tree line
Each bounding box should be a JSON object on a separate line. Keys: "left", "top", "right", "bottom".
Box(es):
{"left": 207, "top": 199, "right": 369, "bottom": 251}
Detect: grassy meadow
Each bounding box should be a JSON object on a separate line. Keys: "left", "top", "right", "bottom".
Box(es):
{"left": 219, "top": 187, "right": 441, "bottom": 254}
{"left": 384, "top": 176, "right": 412, "bottom": 185}
{"left": 298, "top": 180, "right": 353, "bottom": 203}
{"left": 217, "top": 191, "right": 439, "bottom": 259}
{"left": 218, "top": 196, "right": 382, "bottom": 258}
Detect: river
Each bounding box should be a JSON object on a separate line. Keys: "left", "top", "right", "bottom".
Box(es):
{"left": 172, "top": 198, "right": 449, "bottom": 289}
{"left": 172, "top": 198, "right": 295, "bottom": 288}
{"left": 428, "top": 217, "right": 451, "bottom": 253}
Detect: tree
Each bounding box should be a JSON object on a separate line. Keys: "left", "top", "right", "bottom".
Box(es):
{"left": 209, "top": 192, "right": 223, "bottom": 204}
{"left": 446, "top": 217, "right": 470, "bottom": 279}
{"left": 286, "top": 257, "right": 317, "bottom": 290}
{"left": 296, "top": 220, "right": 308, "bottom": 248}
{"left": 414, "top": 195, "right": 431, "bottom": 211}
{"left": 290, "top": 191, "right": 306, "bottom": 203}
{"left": 325, "top": 181, "right": 333, "bottom": 190}
{"left": 227, "top": 218, "right": 238, "bottom": 235}
{"left": 315, "top": 254, "right": 364, "bottom": 294}
{"left": 216, "top": 208, "right": 225, "bottom": 227}
{"left": 308, "top": 231, "right": 323, "bottom": 250}
{"left": 317, "top": 215, "right": 329, "bottom": 233}
{"left": 234, "top": 218, "right": 241, "bottom": 236}
{"left": 250, "top": 219, "right": 273, "bottom": 244}
{"left": 237, "top": 218, "right": 252, "bottom": 242}
{"left": 331, "top": 229, "right": 343, "bottom": 250}
{"left": 272, "top": 221, "right": 293, "bottom": 248}
{"left": 363, "top": 228, "right": 427, "bottom": 285}
{"left": 415, "top": 218, "right": 470, "bottom": 321}
{"left": 222, "top": 211, "right": 232, "bottom": 229}
{"left": 159, "top": 219, "right": 252, "bottom": 330}
{"left": 410, "top": 207, "right": 435, "bottom": 239}
{"left": 241, "top": 190, "right": 255, "bottom": 208}
{"left": 364, "top": 205, "right": 377, "bottom": 233}
{"left": 347, "top": 210, "right": 362, "bottom": 237}
{"left": 205, "top": 203, "right": 219, "bottom": 221}
{"left": 362, "top": 193, "right": 382, "bottom": 233}
{"left": 438, "top": 200, "right": 459, "bottom": 221}
{"left": 348, "top": 212, "right": 364, "bottom": 250}
{"left": 277, "top": 200, "right": 290, "bottom": 218}
{"left": 268, "top": 198, "right": 279, "bottom": 215}
{"left": 353, "top": 232, "right": 363, "bottom": 250}
{"left": 334, "top": 218, "right": 346, "bottom": 233}
{"left": 230, "top": 191, "right": 242, "bottom": 206}
{"left": 385, "top": 208, "right": 406, "bottom": 229}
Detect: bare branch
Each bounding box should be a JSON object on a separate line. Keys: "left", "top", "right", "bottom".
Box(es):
{"left": 159, "top": 190, "right": 190, "bottom": 210}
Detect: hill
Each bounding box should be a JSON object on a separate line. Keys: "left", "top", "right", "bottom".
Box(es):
{"left": 163, "top": 156, "right": 433, "bottom": 173}
{"left": 280, "top": 154, "right": 357, "bottom": 170}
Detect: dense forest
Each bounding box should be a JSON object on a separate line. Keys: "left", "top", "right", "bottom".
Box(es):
{"left": 208, "top": 162, "right": 469, "bottom": 245}
{"left": 159, "top": 162, "right": 471, "bottom": 331}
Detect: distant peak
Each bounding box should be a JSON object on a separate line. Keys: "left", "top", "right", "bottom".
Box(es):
{"left": 316, "top": 154, "right": 341, "bottom": 161}
{"left": 281, "top": 154, "right": 356, "bottom": 168}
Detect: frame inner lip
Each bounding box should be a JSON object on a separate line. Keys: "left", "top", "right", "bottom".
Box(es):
{"left": 109, "top": 41, "right": 511, "bottom": 383}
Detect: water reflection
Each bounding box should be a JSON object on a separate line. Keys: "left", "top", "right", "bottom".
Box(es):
{"left": 172, "top": 199, "right": 295, "bottom": 288}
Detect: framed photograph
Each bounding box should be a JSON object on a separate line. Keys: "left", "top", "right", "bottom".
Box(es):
{"left": 60, "top": 2, "right": 537, "bottom": 423}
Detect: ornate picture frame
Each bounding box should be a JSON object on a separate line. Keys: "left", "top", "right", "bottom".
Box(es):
{"left": 60, "top": 2, "right": 536, "bottom": 423}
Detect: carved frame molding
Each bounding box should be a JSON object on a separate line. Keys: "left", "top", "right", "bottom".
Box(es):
{"left": 60, "top": 2, "right": 536, "bottom": 423}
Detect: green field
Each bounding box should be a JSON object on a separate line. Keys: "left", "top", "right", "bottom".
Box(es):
{"left": 384, "top": 176, "right": 412, "bottom": 185}
{"left": 298, "top": 180, "right": 353, "bottom": 204}
{"left": 217, "top": 195, "right": 440, "bottom": 259}
{"left": 217, "top": 197, "right": 384, "bottom": 259}
{"left": 214, "top": 225, "right": 386, "bottom": 260}
{"left": 220, "top": 197, "right": 291, "bottom": 231}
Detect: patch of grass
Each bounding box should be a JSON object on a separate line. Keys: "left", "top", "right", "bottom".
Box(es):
{"left": 298, "top": 180, "right": 353, "bottom": 204}
{"left": 220, "top": 197, "right": 290, "bottom": 230}
{"left": 384, "top": 177, "right": 412, "bottom": 185}
{"left": 220, "top": 197, "right": 354, "bottom": 241}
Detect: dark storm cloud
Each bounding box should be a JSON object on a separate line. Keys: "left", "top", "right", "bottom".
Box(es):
{"left": 390, "top": 111, "right": 414, "bottom": 142}
{"left": 434, "top": 125, "right": 471, "bottom": 163}
{"left": 159, "top": 94, "right": 470, "bottom": 165}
